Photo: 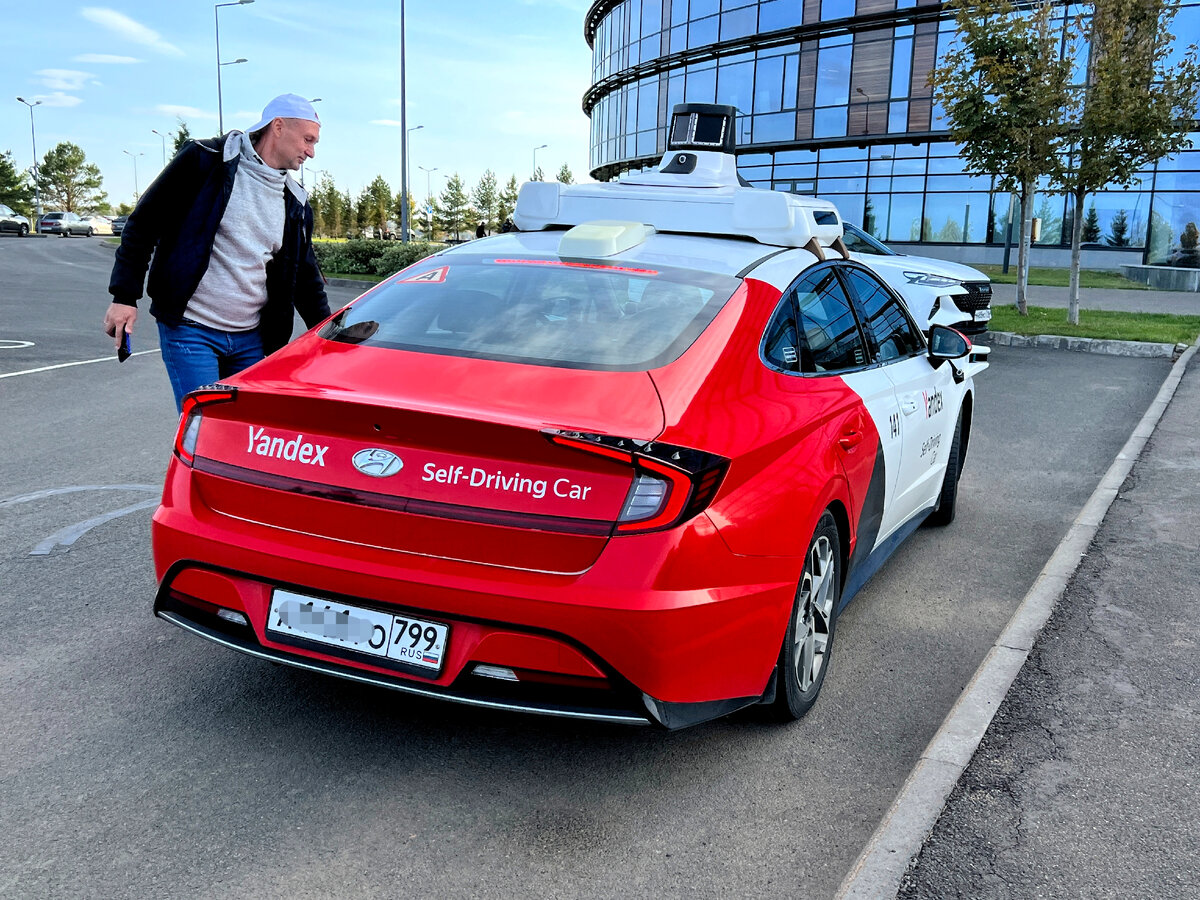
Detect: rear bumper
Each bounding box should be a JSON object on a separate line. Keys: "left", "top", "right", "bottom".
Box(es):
{"left": 151, "top": 468, "right": 801, "bottom": 729}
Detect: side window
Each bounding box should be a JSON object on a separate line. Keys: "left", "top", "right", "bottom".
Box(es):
{"left": 794, "top": 268, "right": 868, "bottom": 373}
{"left": 761, "top": 267, "right": 868, "bottom": 374}
{"left": 762, "top": 296, "right": 800, "bottom": 372}
{"left": 840, "top": 267, "right": 925, "bottom": 362}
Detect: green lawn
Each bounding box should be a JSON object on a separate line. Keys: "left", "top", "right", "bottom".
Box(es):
{"left": 975, "top": 265, "right": 1149, "bottom": 290}
{"left": 990, "top": 305, "right": 1200, "bottom": 344}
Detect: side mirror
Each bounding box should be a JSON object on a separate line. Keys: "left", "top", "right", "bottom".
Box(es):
{"left": 928, "top": 324, "right": 971, "bottom": 362}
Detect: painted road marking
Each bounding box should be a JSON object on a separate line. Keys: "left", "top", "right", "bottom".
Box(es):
{"left": 0, "top": 348, "right": 159, "bottom": 378}
{"left": 0, "top": 340, "right": 34, "bottom": 349}
{"left": 0, "top": 485, "right": 161, "bottom": 556}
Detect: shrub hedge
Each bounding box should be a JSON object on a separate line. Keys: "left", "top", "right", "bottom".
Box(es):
{"left": 313, "top": 240, "right": 442, "bottom": 279}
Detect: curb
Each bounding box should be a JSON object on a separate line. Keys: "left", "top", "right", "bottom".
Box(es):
{"left": 834, "top": 336, "right": 1200, "bottom": 900}
{"left": 985, "top": 330, "right": 1184, "bottom": 358}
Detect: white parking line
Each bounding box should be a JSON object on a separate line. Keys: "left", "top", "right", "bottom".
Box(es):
{"left": 0, "top": 348, "right": 159, "bottom": 378}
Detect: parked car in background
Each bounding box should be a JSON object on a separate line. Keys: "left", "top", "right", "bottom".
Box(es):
{"left": 84, "top": 215, "right": 114, "bottom": 235}
{"left": 841, "top": 223, "right": 992, "bottom": 336}
{"left": 111, "top": 215, "right": 129, "bottom": 236}
{"left": 37, "top": 211, "right": 95, "bottom": 237}
{"left": 0, "top": 204, "right": 31, "bottom": 236}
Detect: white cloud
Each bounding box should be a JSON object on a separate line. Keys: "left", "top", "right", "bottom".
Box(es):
{"left": 37, "top": 70, "right": 94, "bottom": 91}
{"left": 32, "top": 93, "right": 85, "bottom": 109}
{"left": 156, "top": 104, "right": 218, "bottom": 122}
{"left": 73, "top": 54, "right": 140, "bottom": 64}
{"left": 371, "top": 119, "right": 403, "bottom": 127}
{"left": 80, "top": 8, "right": 183, "bottom": 57}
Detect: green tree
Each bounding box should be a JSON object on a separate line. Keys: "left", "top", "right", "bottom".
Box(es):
{"left": 930, "top": 0, "right": 1073, "bottom": 314}
{"left": 1180, "top": 221, "right": 1199, "bottom": 266}
{"left": 556, "top": 163, "right": 574, "bottom": 184}
{"left": 1081, "top": 203, "right": 1102, "bottom": 243}
{"left": 472, "top": 169, "right": 499, "bottom": 233}
{"left": 359, "top": 175, "right": 392, "bottom": 237}
{"left": 172, "top": 118, "right": 192, "bottom": 155}
{"left": 1107, "top": 208, "right": 1130, "bottom": 246}
{"left": 436, "top": 173, "right": 472, "bottom": 241}
{"left": 498, "top": 174, "right": 520, "bottom": 228}
{"left": 1055, "top": 0, "right": 1200, "bottom": 324}
{"left": 392, "top": 189, "right": 418, "bottom": 239}
{"left": 342, "top": 189, "right": 356, "bottom": 239}
{"left": 531, "top": 165, "right": 545, "bottom": 183}
{"left": 36, "top": 141, "right": 106, "bottom": 213}
{"left": 0, "top": 150, "right": 33, "bottom": 215}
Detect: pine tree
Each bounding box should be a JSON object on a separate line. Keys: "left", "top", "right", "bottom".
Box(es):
{"left": 1107, "top": 208, "right": 1130, "bottom": 246}
{"left": 172, "top": 118, "right": 192, "bottom": 155}
{"left": 37, "top": 141, "right": 106, "bottom": 212}
{"left": 498, "top": 174, "right": 520, "bottom": 227}
{"left": 472, "top": 170, "right": 499, "bottom": 234}
{"left": 532, "top": 165, "right": 545, "bottom": 183}
{"left": 0, "top": 150, "right": 33, "bottom": 214}
{"left": 556, "top": 163, "right": 574, "bottom": 184}
{"left": 1081, "top": 204, "right": 1101, "bottom": 243}
{"left": 437, "top": 174, "right": 472, "bottom": 241}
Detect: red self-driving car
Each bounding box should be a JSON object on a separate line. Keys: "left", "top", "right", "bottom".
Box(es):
{"left": 153, "top": 105, "right": 986, "bottom": 728}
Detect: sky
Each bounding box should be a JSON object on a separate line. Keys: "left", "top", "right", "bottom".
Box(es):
{"left": 1, "top": 0, "right": 596, "bottom": 210}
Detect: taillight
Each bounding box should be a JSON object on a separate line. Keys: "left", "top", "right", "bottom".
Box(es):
{"left": 545, "top": 430, "right": 728, "bottom": 534}
{"left": 173, "top": 385, "right": 238, "bottom": 466}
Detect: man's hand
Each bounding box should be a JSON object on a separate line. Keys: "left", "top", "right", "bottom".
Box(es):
{"left": 103, "top": 303, "right": 137, "bottom": 347}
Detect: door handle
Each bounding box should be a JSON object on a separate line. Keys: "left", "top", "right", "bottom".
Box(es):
{"left": 838, "top": 430, "right": 864, "bottom": 450}
{"left": 901, "top": 399, "right": 919, "bottom": 416}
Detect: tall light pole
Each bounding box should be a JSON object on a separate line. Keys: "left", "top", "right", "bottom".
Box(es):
{"left": 532, "top": 143, "right": 547, "bottom": 181}
{"left": 399, "top": 0, "right": 411, "bottom": 243}
{"left": 215, "top": 0, "right": 254, "bottom": 135}
{"left": 16, "top": 97, "right": 42, "bottom": 230}
{"left": 151, "top": 129, "right": 168, "bottom": 167}
{"left": 123, "top": 150, "right": 144, "bottom": 201}
{"left": 300, "top": 98, "right": 322, "bottom": 186}
{"left": 419, "top": 164, "right": 437, "bottom": 237}
{"left": 404, "top": 123, "right": 423, "bottom": 239}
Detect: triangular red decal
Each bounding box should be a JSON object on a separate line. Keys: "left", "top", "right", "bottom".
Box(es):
{"left": 400, "top": 266, "right": 448, "bottom": 284}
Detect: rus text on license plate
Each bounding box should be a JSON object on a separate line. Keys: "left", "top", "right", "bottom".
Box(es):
{"left": 267, "top": 589, "right": 448, "bottom": 672}
{"left": 974, "top": 308, "right": 992, "bottom": 322}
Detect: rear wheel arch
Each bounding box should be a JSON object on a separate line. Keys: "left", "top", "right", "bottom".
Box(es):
{"left": 825, "top": 498, "right": 851, "bottom": 593}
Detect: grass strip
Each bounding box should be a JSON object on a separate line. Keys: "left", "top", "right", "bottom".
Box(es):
{"left": 989, "top": 305, "right": 1200, "bottom": 344}
{"left": 974, "top": 265, "right": 1150, "bottom": 290}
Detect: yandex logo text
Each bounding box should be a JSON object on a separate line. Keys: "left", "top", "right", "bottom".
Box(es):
{"left": 247, "top": 426, "right": 328, "bottom": 466}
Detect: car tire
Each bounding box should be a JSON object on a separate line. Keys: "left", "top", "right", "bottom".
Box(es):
{"left": 87, "top": 227, "right": 94, "bottom": 237}
{"left": 59, "top": 230, "right": 66, "bottom": 238}
{"left": 926, "top": 409, "right": 964, "bottom": 527}
{"left": 772, "top": 510, "right": 841, "bottom": 720}
{"left": 19, "top": 224, "right": 28, "bottom": 236}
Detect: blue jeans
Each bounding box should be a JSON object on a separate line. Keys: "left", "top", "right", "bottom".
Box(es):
{"left": 158, "top": 319, "right": 264, "bottom": 413}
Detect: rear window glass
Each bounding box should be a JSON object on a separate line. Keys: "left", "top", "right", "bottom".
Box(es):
{"left": 45, "top": 213, "right": 63, "bottom": 220}
{"left": 322, "top": 256, "right": 741, "bottom": 371}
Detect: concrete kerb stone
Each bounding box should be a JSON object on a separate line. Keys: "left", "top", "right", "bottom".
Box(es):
{"left": 985, "top": 330, "right": 1178, "bottom": 358}
{"left": 833, "top": 335, "right": 1200, "bottom": 900}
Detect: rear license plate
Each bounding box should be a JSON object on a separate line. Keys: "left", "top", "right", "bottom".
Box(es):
{"left": 267, "top": 589, "right": 448, "bottom": 672}
{"left": 974, "top": 308, "right": 992, "bottom": 322}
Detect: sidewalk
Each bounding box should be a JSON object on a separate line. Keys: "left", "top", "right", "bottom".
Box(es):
{"left": 895, "top": 350, "right": 1200, "bottom": 898}
{"left": 991, "top": 282, "right": 1200, "bottom": 315}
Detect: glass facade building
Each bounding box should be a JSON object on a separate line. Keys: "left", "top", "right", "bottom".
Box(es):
{"left": 584, "top": 0, "right": 1200, "bottom": 265}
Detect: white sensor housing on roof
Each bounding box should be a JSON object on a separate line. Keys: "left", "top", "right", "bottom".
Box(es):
{"left": 514, "top": 103, "right": 846, "bottom": 253}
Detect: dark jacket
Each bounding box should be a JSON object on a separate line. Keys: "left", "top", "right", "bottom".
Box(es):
{"left": 108, "top": 134, "right": 329, "bottom": 355}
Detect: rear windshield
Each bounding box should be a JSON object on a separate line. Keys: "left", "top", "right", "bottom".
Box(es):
{"left": 44, "top": 213, "right": 63, "bottom": 220}
{"left": 322, "top": 255, "right": 741, "bottom": 371}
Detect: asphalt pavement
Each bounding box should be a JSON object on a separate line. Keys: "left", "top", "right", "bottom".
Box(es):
{"left": 1, "top": 236, "right": 1195, "bottom": 899}
{"left": 895, "top": 345, "right": 1200, "bottom": 899}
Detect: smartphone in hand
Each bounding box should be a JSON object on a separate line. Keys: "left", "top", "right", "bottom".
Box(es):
{"left": 117, "top": 327, "right": 132, "bottom": 363}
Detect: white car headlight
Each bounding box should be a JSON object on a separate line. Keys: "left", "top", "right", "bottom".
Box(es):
{"left": 902, "top": 271, "right": 963, "bottom": 288}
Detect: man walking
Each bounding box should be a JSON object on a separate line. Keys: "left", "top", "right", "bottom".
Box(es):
{"left": 103, "top": 94, "right": 331, "bottom": 412}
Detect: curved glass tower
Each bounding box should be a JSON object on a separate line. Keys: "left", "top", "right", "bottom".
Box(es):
{"left": 584, "top": 0, "right": 1200, "bottom": 265}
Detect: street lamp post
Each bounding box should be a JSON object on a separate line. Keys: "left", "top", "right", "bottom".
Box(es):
{"left": 855, "top": 87, "right": 871, "bottom": 135}
{"left": 404, "top": 124, "right": 423, "bottom": 240}
{"left": 151, "top": 129, "right": 168, "bottom": 167}
{"left": 419, "top": 165, "right": 437, "bottom": 237}
{"left": 16, "top": 97, "right": 42, "bottom": 230}
{"left": 399, "top": 0, "right": 411, "bottom": 243}
{"left": 300, "top": 98, "right": 322, "bottom": 186}
{"left": 532, "top": 143, "right": 547, "bottom": 181}
{"left": 123, "top": 150, "right": 144, "bottom": 201}
{"left": 215, "top": 0, "right": 254, "bottom": 135}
